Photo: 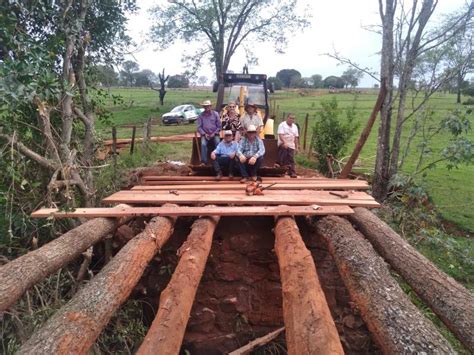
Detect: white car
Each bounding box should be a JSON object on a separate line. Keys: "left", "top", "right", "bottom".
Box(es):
{"left": 161, "top": 105, "right": 204, "bottom": 125}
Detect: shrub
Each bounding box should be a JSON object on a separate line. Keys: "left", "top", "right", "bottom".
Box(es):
{"left": 311, "top": 97, "right": 359, "bottom": 175}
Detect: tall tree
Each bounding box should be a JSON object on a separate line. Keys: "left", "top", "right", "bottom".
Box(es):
{"left": 341, "top": 68, "right": 364, "bottom": 88}
{"left": 150, "top": 0, "right": 309, "bottom": 109}
{"left": 120, "top": 60, "right": 140, "bottom": 87}
{"left": 276, "top": 69, "right": 302, "bottom": 88}
{"left": 311, "top": 74, "right": 323, "bottom": 88}
{"left": 151, "top": 68, "right": 170, "bottom": 105}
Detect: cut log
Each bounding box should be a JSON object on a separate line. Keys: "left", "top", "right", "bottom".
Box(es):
{"left": 229, "top": 327, "right": 285, "bottom": 355}
{"left": 17, "top": 214, "right": 176, "bottom": 355}
{"left": 0, "top": 211, "right": 129, "bottom": 312}
{"left": 137, "top": 215, "right": 220, "bottom": 355}
{"left": 348, "top": 207, "right": 474, "bottom": 351}
{"left": 274, "top": 217, "right": 343, "bottom": 355}
{"left": 31, "top": 205, "right": 355, "bottom": 219}
{"left": 314, "top": 216, "right": 454, "bottom": 353}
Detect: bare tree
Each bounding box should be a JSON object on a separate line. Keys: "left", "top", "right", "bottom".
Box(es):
{"left": 151, "top": 68, "right": 169, "bottom": 105}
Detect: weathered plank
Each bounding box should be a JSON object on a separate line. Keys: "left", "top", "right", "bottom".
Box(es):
{"left": 132, "top": 181, "right": 369, "bottom": 190}
{"left": 102, "top": 191, "right": 380, "bottom": 208}
{"left": 32, "top": 205, "right": 355, "bottom": 218}
{"left": 142, "top": 175, "right": 349, "bottom": 181}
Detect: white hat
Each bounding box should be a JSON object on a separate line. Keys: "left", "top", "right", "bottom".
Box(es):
{"left": 224, "top": 130, "right": 233, "bottom": 135}
{"left": 247, "top": 124, "right": 257, "bottom": 132}
{"left": 201, "top": 100, "right": 212, "bottom": 106}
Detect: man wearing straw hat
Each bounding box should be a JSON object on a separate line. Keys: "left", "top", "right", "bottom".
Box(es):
{"left": 196, "top": 100, "right": 221, "bottom": 164}
{"left": 237, "top": 124, "right": 265, "bottom": 183}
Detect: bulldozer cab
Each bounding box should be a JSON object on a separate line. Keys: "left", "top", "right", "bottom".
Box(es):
{"left": 190, "top": 73, "right": 284, "bottom": 176}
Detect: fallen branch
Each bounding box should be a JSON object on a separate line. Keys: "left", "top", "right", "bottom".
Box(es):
{"left": 229, "top": 327, "right": 285, "bottom": 355}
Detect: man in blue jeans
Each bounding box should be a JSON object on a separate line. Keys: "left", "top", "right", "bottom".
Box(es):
{"left": 210, "top": 130, "right": 238, "bottom": 180}
{"left": 237, "top": 124, "right": 265, "bottom": 183}
{"left": 196, "top": 100, "right": 221, "bottom": 164}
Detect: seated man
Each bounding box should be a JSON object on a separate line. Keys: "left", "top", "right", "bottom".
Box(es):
{"left": 237, "top": 124, "right": 265, "bottom": 183}
{"left": 196, "top": 100, "right": 221, "bottom": 164}
{"left": 211, "top": 130, "right": 238, "bottom": 180}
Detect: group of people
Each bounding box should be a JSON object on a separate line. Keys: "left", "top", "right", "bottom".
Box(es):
{"left": 196, "top": 99, "right": 298, "bottom": 181}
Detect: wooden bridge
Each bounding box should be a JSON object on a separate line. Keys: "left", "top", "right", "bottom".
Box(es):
{"left": 1, "top": 174, "right": 472, "bottom": 354}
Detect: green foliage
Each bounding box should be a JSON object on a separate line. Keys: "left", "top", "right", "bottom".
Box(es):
{"left": 268, "top": 76, "right": 283, "bottom": 91}
{"left": 462, "top": 84, "right": 474, "bottom": 97}
{"left": 311, "top": 97, "right": 359, "bottom": 175}
{"left": 323, "top": 76, "right": 344, "bottom": 88}
{"left": 276, "top": 69, "right": 302, "bottom": 88}
{"left": 341, "top": 68, "right": 364, "bottom": 88}
{"left": 167, "top": 75, "right": 190, "bottom": 88}
{"left": 310, "top": 74, "right": 323, "bottom": 89}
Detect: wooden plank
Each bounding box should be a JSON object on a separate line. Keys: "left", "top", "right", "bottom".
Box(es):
{"left": 31, "top": 206, "right": 355, "bottom": 218}
{"left": 132, "top": 182, "right": 369, "bottom": 191}
{"left": 113, "top": 190, "right": 374, "bottom": 200}
{"left": 142, "top": 175, "right": 334, "bottom": 181}
{"left": 102, "top": 192, "right": 380, "bottom": 207}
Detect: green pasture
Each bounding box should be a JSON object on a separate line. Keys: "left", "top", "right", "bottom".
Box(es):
{"left": 101, "top": 87, "right": 473, "bottom": 233}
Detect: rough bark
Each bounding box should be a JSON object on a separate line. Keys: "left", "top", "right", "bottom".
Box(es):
{"left": 348, "top": 207, "right": 474, "bottom": 351}
{"left": 18, "top": 215, "right": 176, "bottom": 355}
{"left": 137, "top": 216, "right": 220, "bottom": 355}
{"left": 274, "top": 217, "right": 344, "bottom": 355}
{"left": 0, "top": 213, "right": 128, "bottom": 312}
{"left": 314, "top": 216, "right": 454, "bottom": 354}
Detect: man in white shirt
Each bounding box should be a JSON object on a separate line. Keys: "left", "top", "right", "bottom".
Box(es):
{"left": 240, "top": 101, "right": 264, "bottom": 134}
{"left": 277, "top": 113, "right": 299, "bottom": 178}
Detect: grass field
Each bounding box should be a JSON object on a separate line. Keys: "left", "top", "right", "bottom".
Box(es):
{"left": 100, "top": 87, "right": 473, "bottom": 233}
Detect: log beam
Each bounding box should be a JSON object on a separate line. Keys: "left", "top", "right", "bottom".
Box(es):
{"left": 137, "top": 215, "right": 220, "bottom": 355}
{"left": 314, "top": 216, "right": 454, "bottom": 353}
{"left": 274, "top": 217, "right": 344, "bottom": 355}
{"left": 348, "top": 207, "right": 474, "bottom": 351}
{"left": 0, "top": 211, "right": 129, "bottom": 312}
{"left": 17, "top": 214, "right": 176, "bottom": 355}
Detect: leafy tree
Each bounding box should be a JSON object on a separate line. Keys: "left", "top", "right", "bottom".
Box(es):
{"left": 311, "top": 74, "right": 323, "bottom": 88}
{"left": 168, "top": 75, "right": 190, "bottom": 88}
{"left": 268, "top": 76, "right": 283, "bottom": 90}
{"left": 134, "top": 69, "right": 157, "bottom": 87}
{"left": 150, "top": 1, "right": 309, "bottom": 108}
{"left": 463, "top": 84, "right": 474, "bottom": 97}
{"left": 198, "top": 76, "right": 208, "bottom": 86}
{"left": 323, "top": 76, "right": 344, "bottom": 89}
{"left": 120, "top": 60, "right": 139, "bottom": 87}
{"left": 341, "top": 68, "right": 364, "bottom": 88}
{"left": 276, "top": 69, "right": 302, "bottom": 88}
{"left": 92, "top": 65, "right": 119, "bottom": 87}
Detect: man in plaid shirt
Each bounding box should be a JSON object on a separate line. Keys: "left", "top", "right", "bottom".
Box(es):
{"left": 237, "top": 124, "right": 265, "bottom": 183}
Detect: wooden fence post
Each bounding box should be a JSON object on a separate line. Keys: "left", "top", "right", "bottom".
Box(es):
{"left": 111, "top": 127, "right": 117, "bottom": 169}
{"left": 130, "top": 126, "right": 136, "bottom": 155}
{"left": 302, "top": 113, "right": 309, "bottom": 152}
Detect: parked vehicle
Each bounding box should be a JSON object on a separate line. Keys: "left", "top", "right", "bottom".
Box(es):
{"left": 161, "top": 105, "right": 204, "bottom": 125}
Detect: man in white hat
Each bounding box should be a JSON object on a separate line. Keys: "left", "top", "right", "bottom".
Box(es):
{"left": 196, "top": 100, "right": 221, "bottom": 164}
{"left": 237, "top": 124, "right": 265, "bottom": 182}
{"left": 210, "top": 130, "right": 238, "bottom": 180}
{"left": 240, "top": 101, "right": 263, "bottom": 134}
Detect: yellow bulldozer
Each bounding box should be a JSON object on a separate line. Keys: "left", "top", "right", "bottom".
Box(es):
{"left": 190, "top": 72, "right": 286, "bottom": 176}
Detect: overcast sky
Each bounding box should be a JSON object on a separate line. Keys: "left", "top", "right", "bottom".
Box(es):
{"left": 124, "top": 0, "right": 467, "bottom": 87}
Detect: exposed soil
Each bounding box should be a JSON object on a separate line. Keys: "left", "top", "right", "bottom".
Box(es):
{"left": 132, "top": 216, "right": 378, "bottom": 354}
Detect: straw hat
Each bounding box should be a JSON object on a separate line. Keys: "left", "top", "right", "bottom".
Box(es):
{"left": 245, "top": 101, "right": 257, "bottom": 108}
{"left": 201, "top": 100, "right": 212, "bottom": 106}
{"left": 247, "top": 124, "right": 257, "bottom": 132}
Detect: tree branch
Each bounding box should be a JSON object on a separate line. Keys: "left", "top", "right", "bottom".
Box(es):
{"left": 324, "top": 52, "right": 380, "bottom": 82}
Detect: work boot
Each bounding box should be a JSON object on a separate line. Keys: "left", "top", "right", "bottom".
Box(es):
{"left": 240, "top": 177, "right": 248, "bottom": 183}
{"left": 215, "top": 174, "right": 222, "bottom": 181}
{"left": 229, "top": 173, "right": 234, "bottom": 180}
{"left": 250, "top": 176, "right": 258, "bottom": 182}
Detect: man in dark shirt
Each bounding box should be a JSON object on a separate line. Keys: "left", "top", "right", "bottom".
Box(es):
{"left": 196, "top": 100, "right": 221, "bottom": 164}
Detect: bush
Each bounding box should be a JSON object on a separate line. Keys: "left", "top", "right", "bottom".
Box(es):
{"left": 311, "top": 97, "right": 359, "bottom": 175}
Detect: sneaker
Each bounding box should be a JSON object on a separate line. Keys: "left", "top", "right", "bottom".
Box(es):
{"left": 240, "top": 177, "right": 248, "bottom": 183}
{"left": 215, "top": 174, "right": 222, "bottom": 181}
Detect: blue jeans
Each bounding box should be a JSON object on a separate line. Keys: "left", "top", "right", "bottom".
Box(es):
{"left": 238, "top": 156, "right": 263, "bottom": 178}
{"left": 212, "top": 155, "right": 235, "bottom": 175}
{"left": 201, "top": 135, "right": 220, "bottom": 164}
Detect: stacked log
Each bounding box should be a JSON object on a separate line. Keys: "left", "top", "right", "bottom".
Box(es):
{"left": 0, "top": 213, "right": 128, "bottom": 312}
{"left": 18, "top": 214, "right": 176, "bottom": 355}
{"left": 314, "top": 216, "right": 454, "bottom": 353}
{"left": 274, "top": 216, "right": 344, "bottom": 355}
{"left": 348, "top": 207, "right": 474, "bottom": 351}
{"left": 137, "top": 216, "right": 220, "bottom": 355}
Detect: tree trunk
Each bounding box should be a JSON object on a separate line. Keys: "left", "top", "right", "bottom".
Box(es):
{"left": 348, "top": 207, "right": 474, "bottom": 351}
{"left": 0, "top": 214, "right": 129, "bottom": 312}
{"left": 373, "top": 0, "right": 395, "bottom": 201}
{"left": 137, "top": 216, "right": 219, "bottom": 355}
{"left": 274, "top": 217, "right": 343, "bottom": 355}
{"left": 18, "top": 215, "right": 176, "bottom": 355}
{"left": 457, "top": 70, "right": 462, "bottom": 104}
{"left": 313, "top": 216, "right": 454, "bottom": 354}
